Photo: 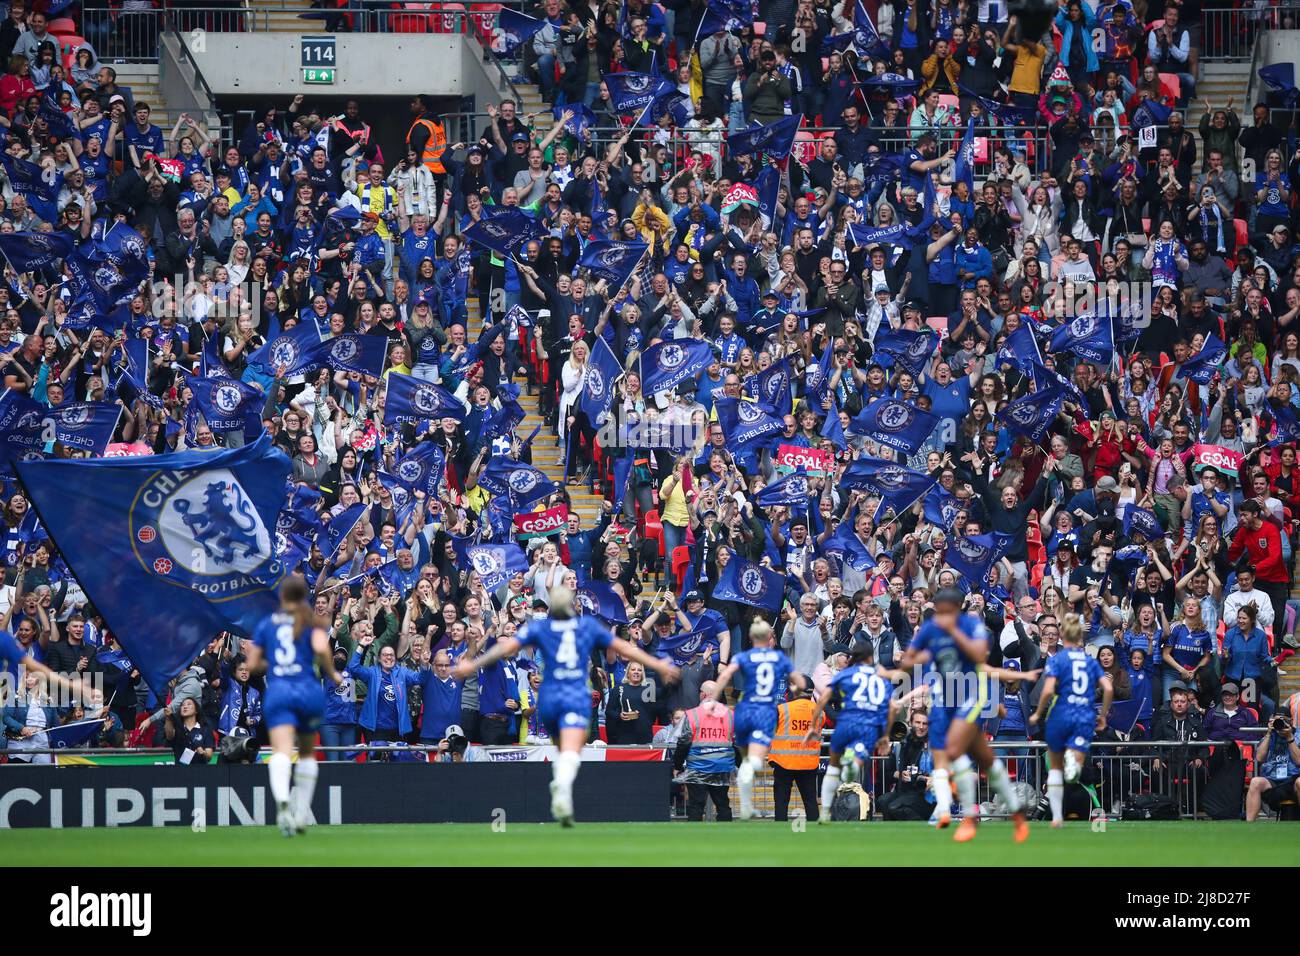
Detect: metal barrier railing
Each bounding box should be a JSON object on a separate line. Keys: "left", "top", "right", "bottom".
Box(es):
{"left": 81, "top": 6, "right": 164, "bottom": 63}
{"left": 732, "top": 739, "right": 1241, "bottom": 821}
{"left": 1202, "top": 5, "right": 1300, "bottom": 61}
{"left": 169, "top": 5, "right": 268, "bottom": 36}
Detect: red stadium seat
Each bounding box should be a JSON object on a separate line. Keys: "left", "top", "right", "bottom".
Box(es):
{"left": 390, "top": 13, "right": 429, "bottom": 32}
{"left": 48, "top": 18, "right": 78, "bottom": 36}
{"left": 1158, "top": 73, "right": 1181, "bottom": 103}
{"left": 792, "top": 130, "right": 816, "bottom": 165}
{"left": 1233, "top": 218, "right": 1248, "bottom": 250}
{"left": 671, "top": 546, "right": 691, "bottom": 593}
{"left": 469, "top": 2, "right": 502, "bottom": 45}
{"left": 643, "top": 508, "right": 664, "bottom": 559}
{"left": 57, "top": 34, "right": 87, "bottom": 61}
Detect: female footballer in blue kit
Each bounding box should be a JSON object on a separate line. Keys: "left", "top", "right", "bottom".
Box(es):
{"left": 245, "top": 578, "right": 342, "bottom": 837}
{"left": 455, "top": 586, "right": 679, "bottom": 826}
{"left": 804, "top": 639, "right": 898, "bottom": 822}
{"left": 1029, "top": 614, "right": 1113, "bottom": 827}
{"left": 892, "top": 588, "right": 1038, "bottom": 842}
{"left": 711, "top": 620, "right": 808, "bottom": 820}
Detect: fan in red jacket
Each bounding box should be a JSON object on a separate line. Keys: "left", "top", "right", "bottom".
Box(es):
{"left": 1227, "top": 501, "right": 1289, "bottom": 633}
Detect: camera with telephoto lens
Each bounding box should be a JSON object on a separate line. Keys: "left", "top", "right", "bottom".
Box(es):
{"left": 218, "top": 728, "right": 261, "bottom": 764}
{"left": 1271, "top": 715, "right": 1291, "bottom": 733}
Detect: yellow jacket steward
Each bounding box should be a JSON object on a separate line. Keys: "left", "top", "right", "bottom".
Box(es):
{"left": 407, "top": 117, "right": 447, "bottom": 175}
{"left": 769, "top": 698, "right": 823, "bottom": 770}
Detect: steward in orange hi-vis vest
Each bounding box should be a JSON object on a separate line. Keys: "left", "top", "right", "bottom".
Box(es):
{"left": 771, "top": 697, "right": 823, "bottom": 770}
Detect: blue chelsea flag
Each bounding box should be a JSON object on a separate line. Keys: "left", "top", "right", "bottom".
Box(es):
{"left": 1175, "top": 334, "right": 1227, "bottom": 385}
{"left": 756, "top": 469, "right": 812, "bottom": 508}
{"left": 385, "top": 373, "right": 465, "bottom": 425}
{"left": 714, "top": 397, "right": 783, "bottom": 448}
{"left": 713, "top": 556, "right": 786, "bottom": 612}
{"left": 640, "top": 338, "right": 713, "bottom": 395}
{"left": 16, "top": 435, "right": 293, "bottom": 693}
{"left": 1048, "top": 313, "right": 1114, "bottom": 365}
{"left": 850, "top": 396, "right": 939, "bottom": 455}
{"left": 466, "top": 543, "right": 529, "bottom": 591}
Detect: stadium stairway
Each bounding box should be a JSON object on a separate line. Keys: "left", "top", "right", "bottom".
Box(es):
{"left": 464, "top": 299, "right": 605, "bottom": 528}
{"left": 1189, "top": 61, "right": 1253, "bottom": 175}
{"left": 109, "top": 64, "right": 178, "bottom": 138}
{"left": 257, "top": 0, "right": 324, "bottom": 34}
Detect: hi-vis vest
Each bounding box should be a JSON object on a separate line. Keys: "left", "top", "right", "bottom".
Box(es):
{"left": 684, "top": 701, "right": 733, "bottom": 775}
{"left": 407, "top": 117, "right": 447, "bottom": 175}
{"left": 770, "top": 698, "right": 823, "bottom": 770}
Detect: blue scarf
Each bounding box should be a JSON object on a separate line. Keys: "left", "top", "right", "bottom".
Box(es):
{"left": 1197, "top": 206, "right": 1225, "bottom": 252}
{"left": 1150, "top": 238, "right": 1181, "bottom": 286}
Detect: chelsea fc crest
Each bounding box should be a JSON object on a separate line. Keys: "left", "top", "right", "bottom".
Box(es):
{"left": 213, "top": 384, "right": 243, "bottom": 414}
{"left": 740, "top": 567, "right": 765, "bottom": 597}
{"left": 132, "top": 468, "right": 277, "bottom": 596}
{"left": 659, "top": 343, "right": 685, "bottom": 370}
{"left": 270, "top": 338, "right": 299, "bottom": 370}
{"left": 878, "top": 401, "right": 914, "bottom": 431}
{"left": 331, "top": 337, "right": 359, "bottom": 364}
{"left": 412, "top": 385, "right": 443, "bottom": 416}
{"left": 508, "top": 470, "right": 538, "bottom": 494}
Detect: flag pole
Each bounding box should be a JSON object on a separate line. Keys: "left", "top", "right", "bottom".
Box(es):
{"left": 871, "top": 480, "right": 937, "bottom": 537}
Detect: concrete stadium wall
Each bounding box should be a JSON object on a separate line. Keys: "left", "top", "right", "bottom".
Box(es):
{"left": 185, "top": 33, "right": 508, "bottom": 105}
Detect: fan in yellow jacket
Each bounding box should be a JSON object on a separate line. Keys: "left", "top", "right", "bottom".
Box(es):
{"left": 631, "top": 193, "right": 672, "bottom": 255}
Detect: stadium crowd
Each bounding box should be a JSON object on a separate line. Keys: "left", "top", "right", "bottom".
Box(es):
{"left": 0, "top": 0, "right": 1298, "bottom": 819}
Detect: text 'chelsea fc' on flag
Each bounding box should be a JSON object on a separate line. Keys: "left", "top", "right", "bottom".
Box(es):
{"left": 15, "top": 434, "right": 293, "bottom": 693}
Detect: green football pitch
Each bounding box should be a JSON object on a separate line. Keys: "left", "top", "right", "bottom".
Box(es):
{"left": 12, "top": 820, "right": 1300, "bottom": 866}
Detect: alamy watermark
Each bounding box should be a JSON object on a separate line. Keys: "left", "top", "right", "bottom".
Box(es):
{"left": 1039, "top": 280, "right": 1155, "bottom": 328}
{"left": 0, "top": 671, "right": 104, "bottom": 709}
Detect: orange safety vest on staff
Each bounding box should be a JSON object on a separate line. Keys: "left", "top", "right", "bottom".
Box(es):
{"left": 407, "top": 115, "right": 447, "bottom": 175}
{"left": 769, "top": 698, "right": 823, "bottom": 771}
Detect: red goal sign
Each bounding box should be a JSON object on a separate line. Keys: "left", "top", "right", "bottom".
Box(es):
{"left": 1191, "top": 444, "right": 1242, "bottom": 479}
{"left": 775, "top": 444, "right": 833, "bottom": 476}
{"left": 514, "top": 504, "right": 568, "bottom": 539}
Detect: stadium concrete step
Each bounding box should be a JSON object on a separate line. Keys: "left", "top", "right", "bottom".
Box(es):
{"left": 251, "top": 0, "right": 318, "bottom": 34}
{"left": 465, "top": 301, "right": 603, "bottom": 528}
{"left": 111, "top": 65, "right": 178, "bottom": 129}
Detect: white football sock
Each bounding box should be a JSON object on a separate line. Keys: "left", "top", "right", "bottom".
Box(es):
{"left": 268, "top": 752, "right": 292, "bottom": 808}
{"left": 746, "top": 753, "right": 764, "bottom": 773}
{"left": 988, "top": 759, "right": 1019, "bottom": 812}
{"left": 1064, "top": 749, "right": 1082, "bottom": 784}
{"left": 952, "top": 755, "right": 978, "bottom": 817}
{"left": 292, "top": 756, "right": 319, "bottom": 824}
{"left": 820, "top": 764, "right": 841, "bottom": 818}
{"left": 1048, "top": 768, "right": 1065, "bottom": 823}
{"left": 932, "top": 767, "right": 952, "bottom": 816}
{"left": 553, "top": 750, "right": 580, "bottom": 792}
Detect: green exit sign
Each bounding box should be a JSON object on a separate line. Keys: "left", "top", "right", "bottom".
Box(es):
{"left": 303, "top": 67, "right": 335, "bottom": 84}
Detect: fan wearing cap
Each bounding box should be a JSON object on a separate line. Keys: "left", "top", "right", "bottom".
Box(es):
{"left": 1202, "top": 681, "right": 1260, "bottom": 743}
{"left": 743, "top": 50, "right": 791, "bottom": 126}
{"left": 454, "top": 586, "right": 678, "bottom": 826}
{"left": 435, "top": 723, "right": 490, "bottom": 762}
{"left": 751, "top": 288, "right": 787, "bottom": 336}
{"left": 894, "top": 587, "right": 1034, "bottom": 841}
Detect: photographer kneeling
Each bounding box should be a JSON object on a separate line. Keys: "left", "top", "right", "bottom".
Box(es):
{"left": 1245, "top": 712, "right": 1300, "bottom": 821}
